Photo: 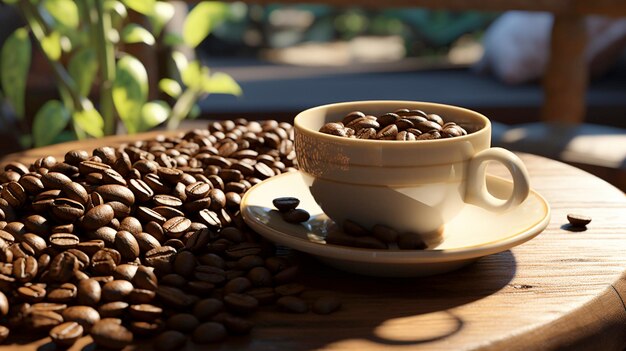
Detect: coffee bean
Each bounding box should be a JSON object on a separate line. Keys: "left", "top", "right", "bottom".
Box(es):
{"left": 114, "top": 231, "right": 140, "bottom": 261}
{"left": 0, "top": 291, "right": 8, "bottom": 316}
{"left": 98, "top": 302, "right": 129, "bottom": 318}
{"left": 49, "top": 252, "right": 79, "bottom": 282}
{"left": 277, "top": 296, "right": 308, "bottom": 313}
{"left": 129, "top": 288, "right": 156, "bottom": 304}
{"left": 96, "top": 184, "right": 135, "bottom": 206}
{"left": 282, "top": 208, "right": 310, "bottom": 223}
{"left": 77, "top": 279, "right": 102, "bottom": 306}
{"left": 275, "top": 283, "right": 305, "bottom": 296}
{"left": 223, "top": 293, "right": 258, "bottom": 315}
{"left": 28, "top": 310, "right": 63, "bottom": 330}
{"left": 91, "top": 318, "right": 133, "bottom": 349}
{"left": 136, "top": 206, "right": 167, "bottom": 224}
{"left": 567, "top": 213, "right": 592, "bottom": 228}
{"left": 312, "top": 296, "right": 341, "bottom": 314}
{"left": 343, "top": 219, "right": 369, "bottom": 237}
{"left": 166, "top": 313, "right": 199, "bottom": 333}
{"left": 83, "top": 204, "right": 115, "bottom": 230}
{"left": 1, "top": 181, "right": 27, "bottom": 208}
{"left": 49, "top": 321, "right": 83, "bottom": 347}
{"left": 154, "top": 330, "right": 187, "bottom": 351}
{"left": 224, "top": 277, "right": 252, "bottom": 295}
{"left": 50, "top": 233, "right": 80, "bottom": 249}
{"left": 156, "top": 286, "right": 195, "bottom": 308}
{"left": 132, "top": 265, "right": 158, "bottom": 291}
{"left": 113, "top": 263, "right": 139, "bottom": 281}
{"left": 130, "top": 304, "right": 162, "bottom": 321}
{"left": 48, "top": 283, "right": 78, "bottom": 303}
{"left": 128, "top": 179, "right": 154, "bottom": 202}
{"left": 51, "top": 198, "right": 85, "bottom": 222}
{"left": 102, "top": 280, "right": 134, "bottom": 302}
{"left": 163, "top": 216, "right": 191, "bottom": 238}
{"left": 62, "top": 305, "right": 100, "bottom": 331}
{"left": 62, "top": 182, "right": 89, "bottom": 204}
{"left": 13, "top": 256, "right": 38, "bottom": 283}
{"left": 397, "top": 232, "right": 427, "bottom": 250}
{"left": 145, "top": 246, "right": 176, "bottom": 273}
{"left": 272, "top": 197, "right": 300, "bottom": 212}
{"left": 119, "top": 216, "right": 142, "bottom": 235}
{"left": 192, "top": 322, "right": 227, "bottom": 344}
{"left": 42, "top": 172, "right": 72, "bottom": 189}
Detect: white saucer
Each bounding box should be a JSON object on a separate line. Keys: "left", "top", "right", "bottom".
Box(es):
{"left": 241, "top": 171, "right": 550, "bottom": 277}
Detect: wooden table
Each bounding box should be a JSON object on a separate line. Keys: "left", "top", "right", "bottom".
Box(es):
{"left": 2, "top": 131, "right": 626, "bottom": 350}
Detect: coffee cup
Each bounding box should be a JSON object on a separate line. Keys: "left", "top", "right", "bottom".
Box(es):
{"left": 294, "top": 101, "right": 530, "bottom": 246}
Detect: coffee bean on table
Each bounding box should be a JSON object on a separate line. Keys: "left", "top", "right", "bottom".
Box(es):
{"left": 277, "top": 296, "right": 308, "bottom": 313}
{"left": 154, "top": 330, "right": 187, "bottom": 351}
{"left": 192, "top": 322, "right": 227, "bottom": 344}
{"left": 312, "top": 296, "right": 342, "bottom": 315}
{"left": 567, "top": 213, "right": 592, "bottom": 228}
{"left": 50, "top": 321, "right": 84, "bottom": 347}
{"left": 272, "top": 197, "right": 300, "bottom": 212}
{"left": 91, "top": 318, "right": 133, "bottom": 349}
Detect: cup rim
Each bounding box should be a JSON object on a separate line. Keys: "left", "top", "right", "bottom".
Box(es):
{"left": 294, "top": 100, "right": 491, "bottom": 146}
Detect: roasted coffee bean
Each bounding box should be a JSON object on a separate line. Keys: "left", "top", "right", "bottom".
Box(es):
{"left": 272, "top": 197, "right": 300, "bottom": 212}
{"left": 98, "top": 302, "right": 129, "bottom": 318}
{"left": 77, "top": 279, "right": 102, "bottom": 306}
{"left": 113, "top": 264, "right": 139, "bottom": 281}
{"left": 128, "top": 178, "right": 154, "bottom": 203}
{"left": 135, "top": 232, "right": 161, "bottom": 253}
{"left": 136, "top": 206, "right": 167, "bottom": 224}
{"left": 119, "top": 216, "right": 142, "bottom": 235}
{"left": 277, "top": 296, "right": 308, "bottom": 313}
{"left": 51, "top": 198, "right": 85, "bottom": 222}
{"left": 91, "top": 318, "right": 133, "bottom": 349}
{"left": 62, "top": 182, "right": 89, "bottom": 204}
{"left": 0, "top": 291, "right": 8, "bottom": 316}
{"left": 154, "top": 330, "right": 187, "bottom": 351}
{"left": 397, "top": 232, "right": 428, "bottom": 250}
{"left": 42, "top": 172, "right": 72, "bottom": 189}
{"left": 343, "top": 220, "right": 370, "bottom": 237}
{"left": 13, "top": 256, "right": 38, "bottom": 283}
{"left": 275, "top": 283, "right": 305, "bottom": 296}
{"left": 19, "top": 174, "right": 45, "bottom": 195}
{"left": 62, "top": 305, "right": 100, "bottom": 331}
{"left": 96, "top": 184, "right": 135, "bottom": 206}
{"left": 50, "top": 252, "right": 79, "bottom": 282}
{"left": 49, "top": 233, "right": 80, "bottom": 249}
{"left": 567, "top": 213, "right": 592, "bottom": 227}
{"left": 372, "top": 224, "right": 399, "bottom": 243}
{"left": 162, "top": 216, "right": 191, "bottom": 239}
{"left": 28, "top": 310, "right": 64, "bottom": 330}
{"left": 224, "top": 277, "right": 252, "bottom": 295}
{"left": 132, "top": 265, "right": 158, "bottom": 291}
{"left": 1, "top": 181, "right": 27, "bottom": 208}
{"left": 166, "top": 313, "right": 199, "bottom": 333}
{"left": 282, "top": 208, "right": 310, "bottom": 223}
{"left": 247, "top": 266, "right": 273, "bottom": 287}
{"left": 114, "top": 231, "right": 140, "bottom": 261}
{"left": 156, "top": 286, "right": 195, "bottom": 308}
{"left": 102, "top": 280, "right": 134, "bottom": 302}
{"left": 192, "top": 322, "right": 227, "bottom": 344}
{"left": 223, "top": 293, "right": 258, "bottom": 315}
{"left": 273, "top": 265, "right": 299, "bottom": 284}
{"left": 160, "top": 273, "right": 186, "bottom": 287}
{"left": 312, "top": 296, "right": 341, "bottom": 314}
{"left": 83, "top": 204, "right": 115, "bottom": 230}
{"left": 50, "top": 321, "right": 83, "bottom": 347}
{"left": 192, "top": 298, "right": 223, "bottom": 321}
{"left": 129, "top": 288, "right": 156, "bottom": 304}
{"left": 48, "top": 283, "right": 78, "bottom": 303}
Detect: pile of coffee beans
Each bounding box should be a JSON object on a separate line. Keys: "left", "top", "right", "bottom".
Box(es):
{"left": 326, "top": 220, "right": 429, "bottom": 250}
{"left": 0, "top": 119, "right": 339, "bottom": 349}
{"left": 272, "top": 197, "right": 310, "bottom": 224}
{"left": 318, "top": 109, "right": 468, "bottom": 140}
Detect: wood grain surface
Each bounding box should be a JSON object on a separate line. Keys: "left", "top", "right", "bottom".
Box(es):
{"left": 1, "top": 130, "right": 626, "bottom": 350}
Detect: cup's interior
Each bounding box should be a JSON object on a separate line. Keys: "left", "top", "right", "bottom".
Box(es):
{"left": 295, "top": 101, "right": 489, "bottom": 137}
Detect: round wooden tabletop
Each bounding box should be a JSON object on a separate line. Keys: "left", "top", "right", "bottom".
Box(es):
{"left": 1, "top": 130, "right": 626, "bottom": 351}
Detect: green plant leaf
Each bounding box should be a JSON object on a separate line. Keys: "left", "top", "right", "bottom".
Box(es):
{"left": 121, "top": 0, "right": 156, "bottom": 15}
{"left": 51, "top": 131, "right": 76, "bottom": 144}
{"left": 148, "top": 1, "right": 175, "bottom": 37}
{"left": 183, "top": 2, "right": 227, "bottom": 48}
{"left": 172, "top": 51, "right": 188, "bottom": 73}
{"left": 1, "top": 27, "right": 31, "bottom": 118}
{"left": 105, "top": 0, "right": 128, "bottom": 18}
{"left": 203, "top": 72, "right": 242, "bottom": 95}
{"left": 19, "top": 135, "right": 33, "bottom": 149}
{"left": 182, "top": 60, "right": 203, "bottom": 90}
{"left": 158, "top": 78, "right": 182, "bottom": 98}
{"left": 113, "top": 55, "right": 148, "bottom": 134}
{"left": 33, "top": 100, "right": 71, "bottom": 147}
{"left": 73, "top": 104, "right": 104, "bottom": 138}
{"left": 163, "top": 32, "right": 184, "bottom": 46}
{"left": 140, "top": 100, "right": 170, "bottom": 130}
{"left": 69, "top": 48, "right": 98, "bottom": 96}
{"left": 41, "top": 31, "right": 62, "bottom": 60}
{"left": 121, "top": 24, "right": 155, "bottom": 45}
{"left": 43, "top": 0, "right": 79, "bottom": 29}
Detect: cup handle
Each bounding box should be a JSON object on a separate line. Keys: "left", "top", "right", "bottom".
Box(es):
{"left": 465, "top": 147, "right": 530, "bottom": 211}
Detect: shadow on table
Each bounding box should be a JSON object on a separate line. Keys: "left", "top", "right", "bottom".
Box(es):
{"left": 246, "top": 249, "right": 517, "bottom": 350}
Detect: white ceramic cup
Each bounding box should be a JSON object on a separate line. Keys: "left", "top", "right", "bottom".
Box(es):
{"left": 294, "top": 101, "right": 530, "bottom": 243}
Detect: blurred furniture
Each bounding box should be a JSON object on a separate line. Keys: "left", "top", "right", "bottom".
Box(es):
{"left": 2, "top": 133, "right": 626, "bottom": 349}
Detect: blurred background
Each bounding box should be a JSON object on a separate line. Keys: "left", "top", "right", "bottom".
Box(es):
{"left": 0, "top": 1, "right": 625, "bottom": 189}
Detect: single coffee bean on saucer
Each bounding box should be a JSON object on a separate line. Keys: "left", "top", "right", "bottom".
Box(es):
{"left": 282, "top": 209, "right": 310, "bottom": 223}
{"left": 567, "top": 213, "right": 592, "bottom": 228}
{"left": 272, "top": 197, "right": 300, "bottom": 212}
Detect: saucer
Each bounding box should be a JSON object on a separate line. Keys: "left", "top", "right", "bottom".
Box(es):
{"left": 241, "top": 171, "right": 550, "bottom": 277}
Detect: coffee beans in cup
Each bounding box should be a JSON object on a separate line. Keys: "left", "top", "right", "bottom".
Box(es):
{"left": 318, "top": 109, "right": 467, "bottom": 140}
{"left": 0, "top": 119, "right": 341, "bottom": 348}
